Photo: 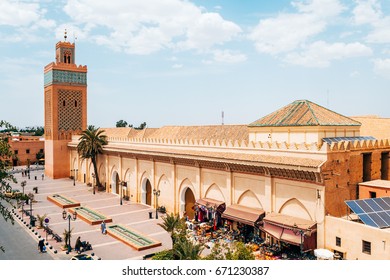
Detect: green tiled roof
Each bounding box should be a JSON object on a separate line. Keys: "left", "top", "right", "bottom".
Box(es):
{"left": 249, "top": 100, "right": 361, "bottom": 127}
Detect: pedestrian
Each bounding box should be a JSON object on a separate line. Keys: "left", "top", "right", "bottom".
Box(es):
{"left": 38, "top": 239, "right": 45, "bottom": 253}
{"left": 75, "top": 236, "right": 83, "bottom": 252}
{"left": 101, "top": 221, "right": 106, "bottom": 234}
{"left": 41, "top": 173, "right": 44, "bottom": 180}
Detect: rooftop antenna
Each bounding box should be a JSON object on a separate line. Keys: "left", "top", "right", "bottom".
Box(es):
{"left": 221, "top": 110, "right": 224, "bottom": 125}
{"left": 64, "top": 29, "right": 67, "bottom": 42}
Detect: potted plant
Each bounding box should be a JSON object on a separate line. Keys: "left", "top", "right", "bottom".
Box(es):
{"left": 37, "top": 214, "right": 47, "bottom": 229}
{"left": 157, "top": 206, "right": 166, "bottom": 213}
{"left": 62, "top": 229, "right": 72, "bottom": 251}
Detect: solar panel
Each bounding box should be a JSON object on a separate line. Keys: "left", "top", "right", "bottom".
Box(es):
{"left": 368, "top": 213, "right": 388, "bottom": 228}
{"left": 345, "top": 201, "right": 364, "bottom": 214}
{"left": 355, "top": 200, "right": 374, "bottom": 213}
{"left": 345, "top": 197, "right": 390, "bottom": 229}
{"left": 358, "top": 214, "right": 378, "bottom": 228}
{"left": 382, "top": 197, "right": 390, "bottom": 207}
{"left": 366, "top": 199, "right": 382, "bottom": 212}
{"left": 373, "top": 198, "right": 390, "bottom": 211}
{"left": 377, "top": 211, "right": 390, "bottom": 226}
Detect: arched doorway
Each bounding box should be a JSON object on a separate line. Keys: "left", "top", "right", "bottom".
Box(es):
{"left": 145, "top": 179, "right": 152, "bottom": 206}
{"left": 111, "top": 171, "right": 119, "bottom": 194}
{"left": 185, "top": 188, "right": 195, "bottom": 219}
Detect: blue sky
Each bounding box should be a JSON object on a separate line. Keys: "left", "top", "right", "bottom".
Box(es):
{"left": 1, "top": 0, "right": 389, "bottom": 129}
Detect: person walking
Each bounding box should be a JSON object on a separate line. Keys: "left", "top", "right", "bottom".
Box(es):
{"left": 101, "top": 221, "right": 106, "bottom": 234}
{"left": 38, "top": 239, "right": 45, "bottom": 253}
{"left": 41, "top": 173, "right": 44, "bottom": 180}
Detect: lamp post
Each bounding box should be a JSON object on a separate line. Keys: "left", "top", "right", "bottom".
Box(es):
{"left": 21, "top": 180, "right": 26, "bottom": 196}
{"left": 62, "top": 210, "right": 77, "bottom": 253}
{"left": 92, "top": 173, "right": 96, "bottom": 195}
{"left": 71, "top": 169, "right": 78, "bottom": 186}
{"left": 153, "top": 188, "right": 161, "bottom": 219}
{"left": 292, "top": 225, "right": 307, "bottom": 254}
{"left": 119, "top": 181, "right": 127, "bottom": 205}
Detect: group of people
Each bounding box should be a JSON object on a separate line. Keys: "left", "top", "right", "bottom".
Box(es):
{"left": 75, "top": 236, "right": 92, "bottom": 252}
{"left": 36, "top": 221, "right": 107, "bottom": 255}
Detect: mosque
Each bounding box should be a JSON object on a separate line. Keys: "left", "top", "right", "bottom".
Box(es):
{"left": 44, "top": 36, "right": 390, "bottom": 260}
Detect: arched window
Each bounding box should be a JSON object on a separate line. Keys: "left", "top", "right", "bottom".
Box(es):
{"left": 67, "top": 56, "right": 71, "bottom": 64}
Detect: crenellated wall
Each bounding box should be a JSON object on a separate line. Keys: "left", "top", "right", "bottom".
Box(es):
{"left": 322, "top": 139, "right": 390, "bottom": 217}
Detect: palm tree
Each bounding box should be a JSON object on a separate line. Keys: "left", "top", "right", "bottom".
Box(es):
{"left": 174, "top": 238, "right": 203, "bottom": 260}
{"left": 77, "top": 127, "right": 107, "bottom": 190}
{"left": 158, "top": 213, "right": 183, "bottom": 243}
{"left": 62, "top": 228, "right": 72, "bottom": 250}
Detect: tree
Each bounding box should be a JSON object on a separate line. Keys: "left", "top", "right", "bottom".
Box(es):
{"left": 62, "top": 228, "right": 73, "bottom": 250}
{"left": 203, "top": 240, "right": 255, "bottom": 260}
{"left": 77, "top": 127, "right": 108, "bottom": 190}
{"left": 174, "top": 238, "right": 203, "bottom": 260}
{"left": 223, "top": 241, "right": 255, "bottom": 260}
{"left": 158, "top": 213, "right": 183, "bottom": 243}
{"left": 157, "top": 213, "right": 203, "bottom": 260}
{"left": 36, "top": 150, "right": 44, "bottom": 162}
{"left": 135, "top": 122, "right": 147, "bottom": 130}
{"left": 0, "top": 120, "right": 17, "bottom": 252}
{"left": 115, "top": 120, "right": 147, "bottom": 129}
{"left": 116, "top": 120, "right": 128, "bottom": 127}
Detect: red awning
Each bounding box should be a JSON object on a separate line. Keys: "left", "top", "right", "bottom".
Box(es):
{"left": 221, "top": 204, "right": 265, "bottom": 226}
{"left": 263, "top": 222, "right": 283, "bottom": 239}
{"left": 280, "top": 228, "right": 301, "bottom": 245}
{"left": 261, "top": 213, "right": 317, "bottom": 250}
{"left": 263, "top": 213, "right": 317, "bottom": 232}
{"left": 196, "top": 197, "right": 226, "bottom": 213}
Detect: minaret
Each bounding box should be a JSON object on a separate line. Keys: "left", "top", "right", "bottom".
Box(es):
{"left": 43, "top": 30, "right": 87, "bottom": 179}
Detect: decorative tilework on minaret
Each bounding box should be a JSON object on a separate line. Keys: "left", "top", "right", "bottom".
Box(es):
{"left": 44, "top": 32, "right": 87, "bottom": 179}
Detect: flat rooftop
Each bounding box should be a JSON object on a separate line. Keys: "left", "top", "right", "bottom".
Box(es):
{"left": 359, "top": 180, "right": 390, "bottom": 189}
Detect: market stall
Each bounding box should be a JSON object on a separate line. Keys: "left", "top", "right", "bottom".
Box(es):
{"left": 193, "top": 197, "right": 226, "bottom": 228}
{"left": 261, "top": 213, "right": 317, "bottom": 253}
{"left": 221, "top": 204, "right": 265, "bottom": 243}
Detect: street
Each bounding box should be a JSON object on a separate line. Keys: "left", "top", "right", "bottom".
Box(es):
{"left": 0, "top": 167, "right": 171, "bottom": 260}
{"left": 0, "top": 210, "right": 54, "bottom": 260}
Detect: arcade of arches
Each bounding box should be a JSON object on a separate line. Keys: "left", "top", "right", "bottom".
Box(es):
{"left": 69, "top": 151, "right": 325, "bottom": 248}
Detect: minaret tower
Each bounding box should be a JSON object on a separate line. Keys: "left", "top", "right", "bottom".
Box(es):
{"left": 44, "top": 30, "right": 87, "bottom": 179}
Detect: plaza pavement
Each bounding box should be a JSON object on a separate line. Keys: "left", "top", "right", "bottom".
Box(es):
{"left": 8, "top": 167, "right": 172, "bottom": 260}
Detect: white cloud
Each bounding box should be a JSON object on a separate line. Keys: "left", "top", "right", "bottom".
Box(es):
{"left": 352, "top": 0, "right": 390, "bottom": 43}
{"left": 0, "top": 1, "right": 41, "bottom": 26}
{"left": 172, "top": 64, "right": 183, "bottom": 69}
{"left": 0, "top": 0, "right": 55, "bottom": 28}
{"left": 292, "top": 0, "right": 345, "bottom": 18}
{"left": 352, "top": 0, "right": 382, "bottom": 25}
{"left": 374, "top": 58, "right": 390, "bottom": 79}
{"left": 365, "top": 17, "right": 390, "bottom": 43}
{"left": 63, "top": 0, "right": 242, "bottom": 55}
{"left": 0, "top": 0, "right": 55, "bottom": 42}
{"left": 285, "top": 41, "right": 372, "bottom": 68}
{"left": 249, "top": 0, "right": 345, "bottom": 55}
{"left": 212, "top": 49, "right": 247, "bottom": 63}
